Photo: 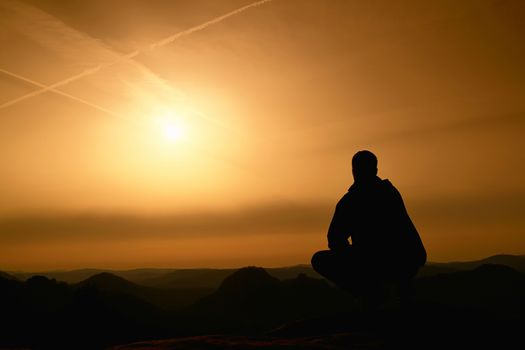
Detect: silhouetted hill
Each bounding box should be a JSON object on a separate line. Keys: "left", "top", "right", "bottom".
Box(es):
{"left": 79, "top": 272, "right": 137, "bottom": 290}
{"left": 187, "top": 267, "right": 357, "bottom": 333}
{"left": 446, "top": 254, "right": 525, "bottom": 273}
{"left": 13, "top": 268, "right": 109, "bottom": 283}
{"left": 76, "top": 272, "right": 212, "bottom": 312}
{"left": 415, "top": 254, "right": 525, "bottom": 277}
{"left": 140, "top": 268, "right": 236, "bottom": 289}
{"left": 12, "top": 268, "right": 176, "bottom": 284}
{"left": 415, "top": 263, "right": 525, "bottom": 312}
{"left": 216, "top": 266, "right": 281, "bottom": 294}
{"left": 0, "top": 274, "right": 169, "bottom": 349}
{"left": 0, "top": 270, "right": 17, "bottom": 280}
{"left": 139, "top": 265, "right": 322, "bottom": 289}
{"left": 415, "top": 263, "right": 459, "bottom": 277}
{"left": 266, "top": 265, "right": 322, "bottom": 280}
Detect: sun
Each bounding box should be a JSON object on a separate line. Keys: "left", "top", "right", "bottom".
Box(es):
{"left": 163, "top": 120, "right": 184, "bottom": 141}
{"left": 153, "top": 111, "right": 187, "bottom": 143}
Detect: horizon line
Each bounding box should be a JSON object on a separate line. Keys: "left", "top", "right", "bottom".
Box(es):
{"left": 5, "top": 253, "right": 525, "bottom": 274}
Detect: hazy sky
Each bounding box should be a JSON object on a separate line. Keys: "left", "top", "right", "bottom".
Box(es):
{"left": 1, "top": 0, "right": 524, "bottom": 270}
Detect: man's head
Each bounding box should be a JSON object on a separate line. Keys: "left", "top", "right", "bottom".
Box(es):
{"left": 352, "top": 150, "right": 378, "bottom": 183}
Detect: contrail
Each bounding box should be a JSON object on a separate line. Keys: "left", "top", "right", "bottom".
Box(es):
{"left": 147, "top": 0, "right": 272, "bottom": 50}
{"left": 0, "top": 68, "right": 126, "bottom": 120}
{"left": 0, "top": 0, "right": 273, "bottom": 110}
{"left": 0, "top": 67, "right": 226, "bottom": 128}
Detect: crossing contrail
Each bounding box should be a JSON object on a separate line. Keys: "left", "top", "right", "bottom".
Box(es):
{"left": 0, "top": 0, "right": 273, "bottom": 110}
{"left": 0, "top": 67, "right": 227, "bottom": 128}
{"left": 0, "top": 68, "right": 126, "bottom": 120}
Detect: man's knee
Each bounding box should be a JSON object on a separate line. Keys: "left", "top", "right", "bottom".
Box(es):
{"left": 311, "top": 250, "right": 330, "bottom": 273}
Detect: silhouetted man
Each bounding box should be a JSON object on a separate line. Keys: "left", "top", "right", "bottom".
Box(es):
{"left": 311, "top": 150, "right": 426, "bottom": 307}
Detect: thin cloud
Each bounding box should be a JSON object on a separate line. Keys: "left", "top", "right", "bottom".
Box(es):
{"left": 0, "top": 202, "right": 332, "bottom": 244}
{"left": 1, "top": 193, "right": 523, "bottom": 245}
{"left": 367, "top": 111, "right": 525, "bottom": 146}
{"left": 300, "top": 111, "right": 525, "bottom": 156}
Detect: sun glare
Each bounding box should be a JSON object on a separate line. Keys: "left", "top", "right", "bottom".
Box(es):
{"left": 164, "top": 120, "right": 184, "bottom": 141}
{"left": 154, "top": 111, "right": 187, "bottom": 143}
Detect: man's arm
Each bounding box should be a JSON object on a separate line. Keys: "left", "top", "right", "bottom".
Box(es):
{"left": 327, "top": 195, "right": 352, "bottom": 250}
{"left": 389, "top": 185, "right": 427, "bottom": 266}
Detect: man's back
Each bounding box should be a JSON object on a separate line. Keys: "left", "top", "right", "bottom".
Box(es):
{"left": 328, "top": 176, "right": 426, "bottom": 272}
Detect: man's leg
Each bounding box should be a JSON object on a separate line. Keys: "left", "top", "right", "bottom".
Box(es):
{"left": 396, "top": 266, "right": 419, "bottom": 309}
{"left": 311, "top": 249, "right": 364, "bottom": 296}
{"left": 311, "top": 250, "right": 340, "bottom": 281}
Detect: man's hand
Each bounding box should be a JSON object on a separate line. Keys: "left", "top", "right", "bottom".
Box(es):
{"left": 328, "top": 238, "right": 351, "bottom": 251}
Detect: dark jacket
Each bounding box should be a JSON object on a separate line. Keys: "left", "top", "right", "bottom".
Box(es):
{"left": 327, "top": 176, "right": 427, "bottom": 270}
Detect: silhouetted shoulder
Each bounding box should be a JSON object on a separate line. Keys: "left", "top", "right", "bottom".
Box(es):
{"left": 382, "top": 179, "right": 393, "bottom": 186}
{"left": 380, "top": 179, "right": 404, "bottom": 201}
{"left": 380, "top": 179, "right": 397, "bottom": 192}
{"left": 335, "top": 189, "right": 355, "bottom": 210}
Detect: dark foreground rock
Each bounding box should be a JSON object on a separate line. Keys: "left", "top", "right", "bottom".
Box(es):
{"left": 111, "top": 305, "right": 524, "bottom": 350}
{"left": 110, "top": 332, "right": 382, "bottom": 350}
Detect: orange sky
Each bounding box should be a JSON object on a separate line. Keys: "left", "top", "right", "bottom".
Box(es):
{"left": 0, "top": 0, "right": 524, "bottom": 270}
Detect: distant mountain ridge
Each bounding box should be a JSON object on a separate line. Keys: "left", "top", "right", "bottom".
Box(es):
{"left": 0, "top": 271, "right": 17, "bottom": 280}
{"left": 415, "top": 263, "right": 525, "bottom": 312}
{"left": 428, "top": 254, "right": 525, "bottom": 272}
{"left": 11, "top": 268, "right": 177, "bottom": 284}
{"left": 75, "top": 272, "right": 213, "bottom": 312}
{"left": 8, "top": 254, "right": 525, "bottom": 288}
{"left": 9, "top": 265, "right": 322, "bottom": 288}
